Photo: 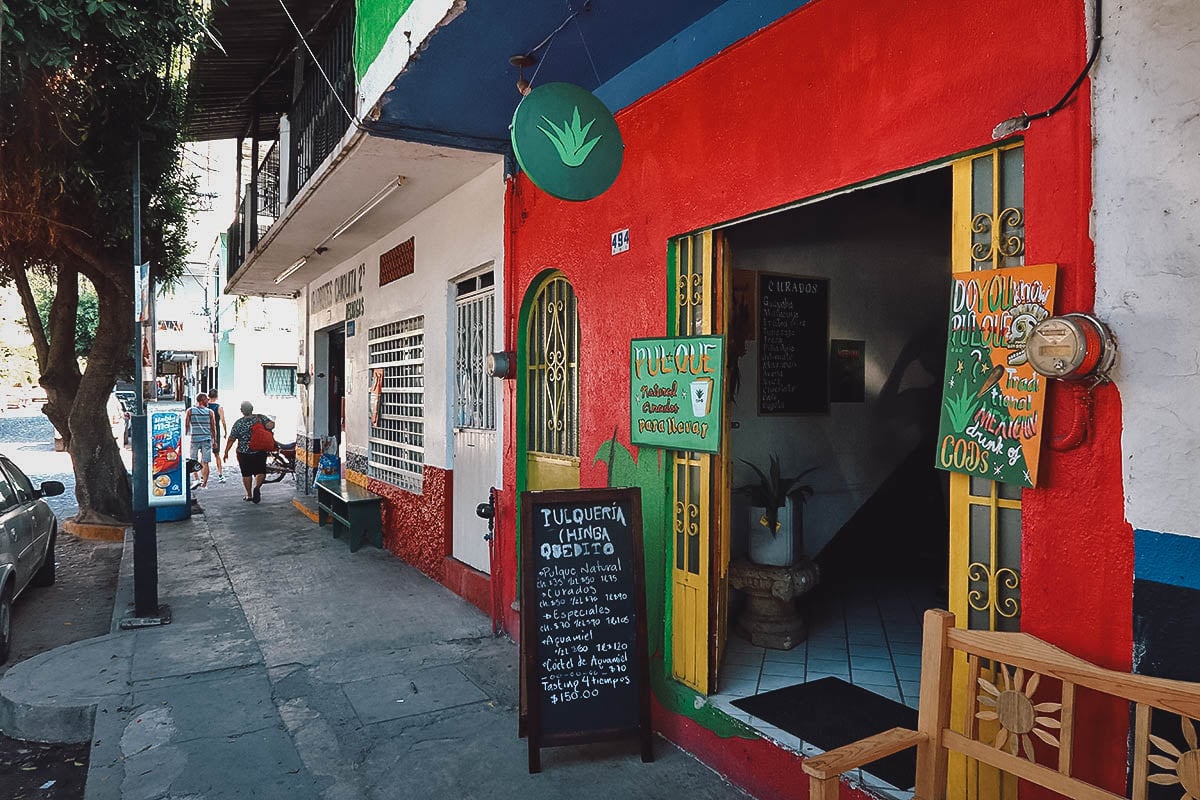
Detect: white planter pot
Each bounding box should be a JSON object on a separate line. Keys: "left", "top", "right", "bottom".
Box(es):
{"left": 748, "top": 499, "right": 798, "bottom": 566}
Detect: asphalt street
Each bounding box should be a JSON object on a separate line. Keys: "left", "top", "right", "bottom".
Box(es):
{"left": 0, "top": 403, "right": 125, "bottom": 800}
{"left": 0, "top": 404, "right": 88, "bottom": 522}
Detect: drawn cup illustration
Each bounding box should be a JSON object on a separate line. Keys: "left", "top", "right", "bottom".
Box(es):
{"left": 690, "top": 377, "right": 713, "bottom": 417}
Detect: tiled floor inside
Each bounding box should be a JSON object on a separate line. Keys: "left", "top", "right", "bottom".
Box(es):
{"left": 709, "top": 579, "right": 945, "bottom": 798}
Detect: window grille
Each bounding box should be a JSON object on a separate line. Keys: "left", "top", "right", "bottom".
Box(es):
{"left": 368, "top": 316, "right": 425, "bottom": 492}
{"left": 454, "top": 279, "right": 495, "bottom": 430}
{"left": 263, "top": 365, "right": 297, "bottom": 396}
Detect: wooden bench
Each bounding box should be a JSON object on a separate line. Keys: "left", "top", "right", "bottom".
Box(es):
{"left": 803, "top": 609, "right": 1200, "bottom": 800}
{"left": 316, "top": 479, "right": 383, "bottom": 553}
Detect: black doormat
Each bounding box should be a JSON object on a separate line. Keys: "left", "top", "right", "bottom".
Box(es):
{"left": 731, "top": 676, "right": 918, "bottom": 790}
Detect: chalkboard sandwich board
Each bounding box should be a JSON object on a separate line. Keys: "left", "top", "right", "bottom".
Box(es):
{"left": 757, "top": 271, "right": 830, "bottom": 415}
{"left": 520, "top": 487, "right": 653, "bottom": 773}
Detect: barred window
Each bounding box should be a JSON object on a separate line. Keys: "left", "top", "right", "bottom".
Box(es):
{"left": 454, "top": 276, "right": 495, "bottom": 430}
{"left": 368, "top": 316, "right": 424, "bottom": 492}
{"left": 263, "top": 365, "right": 297, "bottom": 396}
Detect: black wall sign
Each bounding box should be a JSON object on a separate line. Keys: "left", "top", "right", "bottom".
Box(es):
{"left": 757, "top": 272, "right": 830, "bottom": 414}
{"left": 830, "top": 338, "right": 866, "bottom": 403}
{"left": 520, "top": 487, "right": 653, "bottom": 773}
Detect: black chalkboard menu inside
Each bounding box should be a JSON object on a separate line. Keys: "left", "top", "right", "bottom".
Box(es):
{"left": 520, "top": 487, "right": 653, "bottom": 773}
{"left": 757, "top": 272, "right": 830, "bottom": 414}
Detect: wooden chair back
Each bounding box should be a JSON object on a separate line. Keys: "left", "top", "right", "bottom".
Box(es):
{"left": 806, "top": 609, "right": 1200, "bottom": 800}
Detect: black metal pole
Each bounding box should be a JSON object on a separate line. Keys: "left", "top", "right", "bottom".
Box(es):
{"left": 126, "top": 137, "right": 166, "bottom": 625}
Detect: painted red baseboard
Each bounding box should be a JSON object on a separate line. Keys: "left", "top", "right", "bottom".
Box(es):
{"left": 440, "top": 556, "right": 491, "bottom": 616}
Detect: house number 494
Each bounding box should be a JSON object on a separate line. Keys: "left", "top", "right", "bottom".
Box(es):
{"left": 611, "top": 228, "right": 630, "bottom": 255}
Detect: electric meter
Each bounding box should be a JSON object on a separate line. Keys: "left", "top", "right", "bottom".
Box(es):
{"left": 1025, "top": 313, "right": 1117, "bottom": 382}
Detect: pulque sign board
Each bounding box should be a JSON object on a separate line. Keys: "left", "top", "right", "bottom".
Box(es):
{"left": 757, "top": 272, "right": 830, "bottom": 415}
{"left": 630, "top": 336, "right": 724, "bottom": 453}
{"left": 934, "top": 263, "right": 1057, "bottom": 487}
{"left": 520, "top": 487, "right": 653, "bottom": 773}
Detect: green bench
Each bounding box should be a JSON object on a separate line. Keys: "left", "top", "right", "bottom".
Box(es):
{"left": 316, "top": 479, "right": 383, "bottom": 552}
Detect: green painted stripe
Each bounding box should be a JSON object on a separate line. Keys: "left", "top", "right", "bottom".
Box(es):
{"left": 354, "top": 0, "right": 416, "bottom": 82}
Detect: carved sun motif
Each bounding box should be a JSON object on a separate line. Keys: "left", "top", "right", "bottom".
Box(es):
{"left": 976, "top": 666, "right": 1063, "bottom": 761}
{"left": 1148, "top": 717, "right": 1200, "bottom": 800}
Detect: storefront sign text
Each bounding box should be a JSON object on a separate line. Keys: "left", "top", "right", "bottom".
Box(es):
{"left": 311, "top": 263, "right": 366, "bottom": 315}
{"left": 935, "top": 263, "right": 1057, "bottom": 487}
{"left": 630, "top": 336, "right": 724, "bottom": 454}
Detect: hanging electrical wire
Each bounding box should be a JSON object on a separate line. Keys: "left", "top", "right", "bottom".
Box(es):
{"left": 275, "top": 0, "right": 360, "bottom": 129}
{"left": 993, "top": 0, "right": 1103, "bottom": 139}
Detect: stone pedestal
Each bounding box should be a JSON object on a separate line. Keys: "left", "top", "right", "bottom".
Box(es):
{"left": 728, "top": 558, "right": 820, "bottom": 650}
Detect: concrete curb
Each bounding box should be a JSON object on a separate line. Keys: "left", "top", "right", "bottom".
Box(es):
{"left": 0, "top": 633, "right": 132, "bottom": 743}
{"left": 63, "top": 519, "right": 127, "bottom": 542}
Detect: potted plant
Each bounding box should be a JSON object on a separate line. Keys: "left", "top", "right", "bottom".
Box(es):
{"left": 735, "top": 454, "right": 816, "bottom": 566}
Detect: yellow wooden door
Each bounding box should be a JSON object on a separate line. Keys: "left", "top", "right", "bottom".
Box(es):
{"left": 948, "top": 144, "right": 1026, "bottom": 800}
{"left": 525, "top": 273, "right": 580, "bottom": 491}
{"left": 669, "top": 230, "right": 730, "bottom": 694}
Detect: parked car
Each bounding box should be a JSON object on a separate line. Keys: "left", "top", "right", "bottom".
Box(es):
{"left": 0, "top": 453, "right": 64, "bottom": 662}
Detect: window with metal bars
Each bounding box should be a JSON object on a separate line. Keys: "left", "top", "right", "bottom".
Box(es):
{"left": 368, "top": 317, "right": 424, "bottom": 492}
{"left": 454, "top": 277, "right": 495, "bottom": 430}
{"left": 263, "top": 365, "right": 297, "bottom": 397}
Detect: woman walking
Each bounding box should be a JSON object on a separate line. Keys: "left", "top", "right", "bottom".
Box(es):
{"left": 222, "top": 401, "right": 275, "bottom": 503}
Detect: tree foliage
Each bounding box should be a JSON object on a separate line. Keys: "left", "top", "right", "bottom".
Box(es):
{"left": 27, "top": 272, "right": 99, "bottom": 357}
{"left": 0, "top": 0, "right": 208, "bottom": 523}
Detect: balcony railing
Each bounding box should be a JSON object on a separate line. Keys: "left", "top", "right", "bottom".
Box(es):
{"left": 226, "top": 141, "right": 280, "bottom": 282}
{"left": 289, "top": 5, "right": 356, "bottom": 202}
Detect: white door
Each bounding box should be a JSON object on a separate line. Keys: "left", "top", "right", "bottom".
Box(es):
{"left": 452, "top": 276, "right": 496, "bottom": 573}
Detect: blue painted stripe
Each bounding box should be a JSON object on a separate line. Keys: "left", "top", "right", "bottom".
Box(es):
{"left": 595, "top": 0, "right": 813, "bottom": 113}
{"left": 1134, "top": 528, "right": 1200, "bottom": 592}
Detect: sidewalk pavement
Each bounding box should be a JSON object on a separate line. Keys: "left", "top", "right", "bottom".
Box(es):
{"left": 0, "top": 472, "right": 753, "bottom": 800}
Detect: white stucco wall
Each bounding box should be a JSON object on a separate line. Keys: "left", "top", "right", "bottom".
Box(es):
{"left": 1093, "top": 0, "right": 1200, "bottom": 538}
{"left": 302, "top": 160, "right": 505, "bottom": 472}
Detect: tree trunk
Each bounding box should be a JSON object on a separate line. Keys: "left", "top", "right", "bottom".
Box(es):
{"left": 10, "top": 265, "right": 81, "bottom": 442}
{"left": 65, "top": 269, "right": 133, "bottom": 524}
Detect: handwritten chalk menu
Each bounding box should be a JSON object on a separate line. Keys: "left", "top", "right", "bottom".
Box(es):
{"left": 757, "top": 272, "right": 830, "bottom": 414}
{"left": 520, "top": 487, "right": 653, "bottom": 773}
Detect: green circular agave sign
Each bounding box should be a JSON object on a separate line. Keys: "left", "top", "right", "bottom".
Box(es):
{"left": 510, "top": 82, "right": 624, "bottom": 202}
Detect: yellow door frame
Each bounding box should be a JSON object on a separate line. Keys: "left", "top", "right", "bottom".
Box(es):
{"left": 948, "top": 143, "right": 1026, "bottom": 800}
{"left": 668, "top": 230, "right": 731, "bottom": 695}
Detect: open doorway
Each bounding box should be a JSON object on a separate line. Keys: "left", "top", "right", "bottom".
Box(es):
{"left": 711, "top": 167, "right": 953, "bottom": 788}
{"left": 313, "top": 324, "right": 346, "bottom": 459}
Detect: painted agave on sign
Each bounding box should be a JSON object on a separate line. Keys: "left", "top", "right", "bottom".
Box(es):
{"left": 539, "top": 106, "right": 603, "bottom": 167}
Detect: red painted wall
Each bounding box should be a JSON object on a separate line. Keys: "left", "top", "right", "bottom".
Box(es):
{"left": 498, "top": 0, "right": 1131, "bottom": 794}
{"left": 369, "top": 465, "right": 452, "bottom": 581}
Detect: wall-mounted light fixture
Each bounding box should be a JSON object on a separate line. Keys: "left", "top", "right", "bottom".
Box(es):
{"left": 510, "top": 54, "right": 536, "bottom": 96}
{"left": 330, "top": 176, "right": 405, "bottom": 240}
{"left": 296, "top": 371, "right": 311, "bottom": 386}
{"left": 275, "top": 256, "right": 307, "bottom": 284}
{"left": 487, "top": 351, "right": 517, "bottom": 380}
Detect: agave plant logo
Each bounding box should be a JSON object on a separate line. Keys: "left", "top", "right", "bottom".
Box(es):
{"left": 511, "top": 82, "right": 623, "bottom": 201}
{"left": 538, "top": 106, "right": 602, "bottom": 168}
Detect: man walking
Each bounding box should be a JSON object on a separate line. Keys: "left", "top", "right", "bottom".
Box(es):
{"left": 208, "top": 389, "right": 229, "bottom": 483}
{"left": 184, "top": 393, "right": 217, "bottom": 489}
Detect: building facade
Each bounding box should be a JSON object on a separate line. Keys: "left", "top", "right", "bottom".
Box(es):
{"left": 186, "top": 1, "right": 1200, "bottom": 798}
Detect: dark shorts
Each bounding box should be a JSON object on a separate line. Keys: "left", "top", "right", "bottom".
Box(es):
{"left": 236, "top": 450, "right": 269, "bottom": 477}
